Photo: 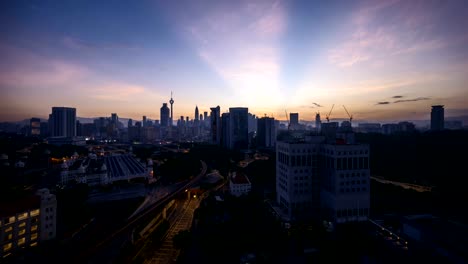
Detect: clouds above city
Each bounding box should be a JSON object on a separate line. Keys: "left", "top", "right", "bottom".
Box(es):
{"left": 1, "top": 0, "right": 467, "bottom": 121}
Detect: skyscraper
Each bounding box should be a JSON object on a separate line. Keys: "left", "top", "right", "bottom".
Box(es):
{"left": 49, "top": 107, "right": 76, "bottom": 137}
{"left": 229, "top": 107, "right": 249, "bottom": 149}
{"left": 210, "top": 106, "right": 221, "bottom": 145}
{"left": 315, "top": 112, "right": 321, "bottom": 132}
{"left": 195, "top": 106, "right": 199, "bottom": 121}
{"left": 257, "top": 116, "right": 276, "bottom": 148}
{"left": 290, "top": 113, "right": 299, "bottom": 128}
{"left": 431, "top": 105, "right": 444, "bottom": 131}
{"left": 111, "top": 113, "right": 118, "bottom": 124}
{"left": 221, "top": 113, "right": 230, "bottom": 148}
{"left": 142, "top": 116, "right": 147, "bottom": 127}
{"left": 160, "top": 103, "right": 170, "bottom": 127}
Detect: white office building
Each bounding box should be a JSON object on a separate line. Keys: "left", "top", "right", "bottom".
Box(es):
{"left": 276, "top": 134, "right": 370, "bottom": 223}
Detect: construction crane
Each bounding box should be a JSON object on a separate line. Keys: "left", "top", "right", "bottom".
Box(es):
{"left": 326, "top": 104, "right": 335, "bottom": 122}
{"left": 342, "top": 105, "right": 353, "bottom": 123}
{"left": 285, "top": 110, "right": 290, "bottom": 131}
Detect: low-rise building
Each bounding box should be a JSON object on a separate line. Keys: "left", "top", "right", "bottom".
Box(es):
{"left": 229, "top": 172, "right": 251, "bottom": 197}
{"left": 0, "top": 189, "right": 56, "bottom": 258}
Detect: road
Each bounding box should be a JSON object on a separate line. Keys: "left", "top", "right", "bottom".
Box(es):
{"left": 371, "top": 176, "right": 432, "bottom": 192}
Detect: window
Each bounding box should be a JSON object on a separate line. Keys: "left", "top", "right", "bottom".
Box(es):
{"left": 31, "top": 225, "right": 38, "bottom": 232}
{"left": 18, "top": 237, "right": 26, "bottom": 246}
{"left": 19, "top": 222, "right": 26, "bottom": 228}
{"left": 5, "top": 226, "right": 13, "bottom": 232}
{"left": 7, "top": 216, "right": 15, "bottom": 224}
{"left": 18, "top": 229, "right": 26, "bottom": 236}
{"left": 3, "top": 243, "right": 12, "bottom": 251}
{"left": 31, "top": 233, "right": 38, "bottom": 240}
{"left": 4, "top": 233, "right": 13, "bottom": 241}
{"left": 31, "top": 242, "right": 38, "bottom": 247}
{"left": 30, "top": 209, "right": 39, "bottom": 217}
{"left": 18, "top": 212, "right": 28, "bottom": 221}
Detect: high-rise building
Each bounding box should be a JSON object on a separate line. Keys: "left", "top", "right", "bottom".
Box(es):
{"left": 195, "top": 106, "right": 199, "bottom": 121}
{"left": 142, "top": 116, "right": 147, "bottom": 127}
{"left": 290, "top": 113, "right": 299, "bottom": 128}
{"left": 431, "top": 105, "right": 444, "bottom": 131}
{"left": 221, "top": 113, "right": 230, "bottom": 148}
{"left": 248, "top": 113, "right": 257, "bottom": 133}
{"left": 315, "top": 112, "right": 321, "bottom": 132}
{"left": 128, "top": 119, "right": 133, "bottom": 127}
{"left": 228, "top": 107, "right": 249, "bottom": 149}
{"left": 257, "top": 117, "right": 276, "bottom": 148}
{"left": 30, "top": 118, "right": 41, "bottom": 136}
{"left": 210, "top": 106, "right": 221, "bottom": 145}
{"left": 111, "top": 113, "right": 118, "bottom": 124}
{"left": 160, "top": 103, "right": 170, "bottom": 127}
{"left": 276, "top": 134, "right": 370, "bottom": 223}
{"left": 48, "top": 107, "right": 76, "bottom": 137}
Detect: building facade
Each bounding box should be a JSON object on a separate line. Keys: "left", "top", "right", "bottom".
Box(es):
{"left": 257, "top": 117, "right": 277, "bottom": 148}
{"left": 276, "top": 134, "right": 370, "bottom": 223}
{"left": 48, "top": 107, "right": 76, "bottom": 137}
{"left": 210, "top": 106, "right": 221, "bottom": 145}
{"left": 431, "top": 105, "right": 444, "bottom": 131}
{"left": 228, "top": 107, "right": 248, "bottom": 149}
{"left": 0, "top": 189, "right": 56, "bottom": 258}
{"left": 160, "top": 103, "right": 170, "bottom": 127}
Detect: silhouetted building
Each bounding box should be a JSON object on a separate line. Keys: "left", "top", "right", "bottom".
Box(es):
{"left": 195, "top": 106, "right": 199, "bottom": 121}
{"left": 221, "top": 113, "right": 230, "bottom": 148}
{"left": 431, "top": 105, "right": 444, "bottom": 131}
{"left": 290, "top": 113, "right": 299, "bottom": 128}
{"left": 315, "top": 113, "right": 321, "bottom": 132}
{"left": 76, "top": 120, "right": 82, "bottom": 136}
{"left": 445, "top": 120, "right": 462, "bottom": 130}
{"left": 210, "top": 106, "right": 221, "bottom": 145}
{"left": 142, "top": 116, "right": 147, "bottom": 127}
{"left": 128, "top": 119, "right": 133, "bottom": 127}
{"left": 160, "top": 103, "right": 170, "bottom": 127}
{"left": 229, "top": 107, "right": 249, "bottom": 149}
{"left": 48, "top": 107, "right": 76, "bottom": 137}
{"left": 358, "top": 123, "right": 381, "bottom": 133}
{"left": 30, "top": 118, "right": 40, "bottom": 136}
{"left": 257, "top": 116, "right": 276, "bottom": 148}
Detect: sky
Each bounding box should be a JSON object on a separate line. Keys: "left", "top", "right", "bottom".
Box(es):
{"left": 1, "top": 0, "right": 468, "bottom": 123}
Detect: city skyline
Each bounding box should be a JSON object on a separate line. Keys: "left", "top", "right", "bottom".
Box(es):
{"left": 1, "top": 0, "right": 468, "bottom": 122}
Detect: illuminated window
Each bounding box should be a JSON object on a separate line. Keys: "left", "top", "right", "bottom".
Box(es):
{"left": 3, "top": 243, "right": 12, "bottom": 251}
{"left": 31, "top": 225, "right": 38, "bottom": 232}
{"left": 18, "top": 212, "right": 28, "bottom": 221}
{"left": 6, "top": 234, "right": 13, "bottom": 240}
{"left": 30, "top": 209, "right": 40, "bottom": 217}
{"left": 18, "top": 237, "right": 26, "bottom": 246}
{"left": 18, "top": 229, "right": 26, "bottom": 236}
{"left": 18, "top": 222, "right": 26, "bottom": 228}
{"left": 7, "top": 216, "right": 15, "bottom": 224}
{"left": 31, "top": 233, "right": 38, "bottom": 240}
{"left": 5, "top": 226, "right": 13, "bottom": 232}
{"left": 31, "top": 242, "right": 38, "bottom": 247}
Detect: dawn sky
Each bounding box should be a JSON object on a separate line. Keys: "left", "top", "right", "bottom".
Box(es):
{"left": 1, "top": 0, "right": 467, "bottom": 122}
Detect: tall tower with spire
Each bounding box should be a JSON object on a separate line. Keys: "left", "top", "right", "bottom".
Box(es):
{"left": 195, "top": 106, "right": 199, "bottom": 121}
{"left": 169, "top": 91, "right": 174, "bottom": 126}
